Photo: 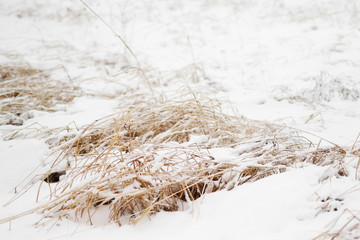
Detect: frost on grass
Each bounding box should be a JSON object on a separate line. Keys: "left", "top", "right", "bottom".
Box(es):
{"left": 273, "top": 72, "right": 360, "bottom": 106}
{"left": 1, "top": 96, "right": 355, "bottom": 227}
{"left": 0, "top": 65, "right": 80, "bottom": 126}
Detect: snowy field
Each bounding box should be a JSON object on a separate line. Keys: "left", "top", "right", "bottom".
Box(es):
{"left": 1, "top": 0, "right": 360, "bottom": 239}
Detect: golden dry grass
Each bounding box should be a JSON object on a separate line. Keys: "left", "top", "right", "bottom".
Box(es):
{"left": 0, "top": 65, "right": 80, "bottom": 125}
{"left": 0, "top": 97, "right": 346, "bottom": 227}
{"left": 48, "top": 98, "right": 267, "bottom": 153}
{"left": 0, "top": 94, "right": 353, "bottom": 228}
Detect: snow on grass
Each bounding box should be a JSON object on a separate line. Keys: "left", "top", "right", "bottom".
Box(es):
{"left": 1, "top": 0, "right": 360, "bottom": 239}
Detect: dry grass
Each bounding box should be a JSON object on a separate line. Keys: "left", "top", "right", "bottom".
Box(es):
{"left": 0, "top": 65, "right": 80, "bottom": 125}
{"left": 48, "top": 98, "right": 267, "bottom": 153}
{"left": 0, "top": 93, "right": 352, "bottom": 228}
{"left": 0, "top": 97, "right": 349, "bottom": 227}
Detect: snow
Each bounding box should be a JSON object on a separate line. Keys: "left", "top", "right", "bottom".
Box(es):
{"left": 1, "top": 0, "right": 360, "bottom": 239}
{"left": 25, "top": 97, "right": 119, "bottom": 129}
{"left": 0, "top": 139, "right": 48, "bottom": 187}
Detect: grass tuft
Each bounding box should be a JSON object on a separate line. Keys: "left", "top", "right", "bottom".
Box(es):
{"left": 23, "top": 97, "right": 350, "bottom": 226}
{"left": 0, "top": 65, "right": 80, "bottom": 126}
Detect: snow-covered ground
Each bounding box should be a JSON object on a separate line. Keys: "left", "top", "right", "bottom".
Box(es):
{"left": 1, "top": 0, "right": 360, "bottom": 239}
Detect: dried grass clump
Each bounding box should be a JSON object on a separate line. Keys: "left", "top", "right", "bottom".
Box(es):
{"left": 125, "top": 99, "right": 257, "bottom": 145}
{"left": 36, "top": 142, "right": 288, "bottom": 226}
{"left": 34, "top": 99, "right": 346, "bottom": 224}
{"left": 0, "top": 98, "right": 350, "bottom": 227}
{"left": 38, "top": 145, "right": 240, "bottom": 225}
{"left": 0, "top": 65, "right": 80, "bottom": 125}
{"left": 48, "top": 98, "right": 268, "bottom": 156}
